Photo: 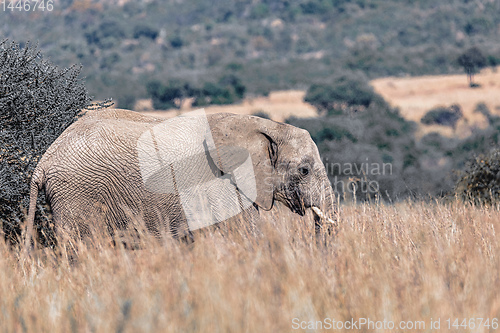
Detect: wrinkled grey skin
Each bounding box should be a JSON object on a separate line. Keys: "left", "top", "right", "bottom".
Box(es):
{"left": 25, "top": 109, "right": 335, "bottom": 247}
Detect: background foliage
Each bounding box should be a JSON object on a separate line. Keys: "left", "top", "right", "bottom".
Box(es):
{"left": 0, "top": 40, "right": 109, "bottom": 244}
{"left": 2, "top": 0, "right": 500, "bottom": 105}
{"left": 456, "top": 149, "right": 500, "bottom": 204}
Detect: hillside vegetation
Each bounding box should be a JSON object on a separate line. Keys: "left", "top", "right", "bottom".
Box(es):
{"left": 2, "top": 0, "right": 500, "bottom": 107}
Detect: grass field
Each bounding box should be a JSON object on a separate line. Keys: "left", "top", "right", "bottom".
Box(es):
{"left": 2, "top": 200, "right": 499, "bottom": 332}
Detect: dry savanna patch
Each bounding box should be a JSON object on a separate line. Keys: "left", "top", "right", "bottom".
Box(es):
{"left": 1, "top": 201, "right": 499, "bottom": 332}
{"left": 372, "top": 67, "right": 500, "bottom": 139}
{"left": 137, "top": 90, "right": 317, "bottom": 122}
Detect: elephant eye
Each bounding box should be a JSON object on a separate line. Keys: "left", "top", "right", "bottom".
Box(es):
{"left": 298, "top": 166, "right": 310, "bottom": 176}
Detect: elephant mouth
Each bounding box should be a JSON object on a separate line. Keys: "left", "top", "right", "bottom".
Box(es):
{"left": 275, "top": 191, "right": 306, "bottom": 216}
{"left": 291, "top": 203, "right": 306, "bottom": 216}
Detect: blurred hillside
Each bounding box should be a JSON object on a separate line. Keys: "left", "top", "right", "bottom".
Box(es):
{"left": 3, "top": 0, "right": 500, "bottom": 202}
{"left": 2, "top": 0, "right": 500, "bottom": 107}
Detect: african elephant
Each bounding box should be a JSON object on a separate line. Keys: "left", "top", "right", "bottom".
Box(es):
{"left": 25, "top": 109, "right": 336, "bottom": 248}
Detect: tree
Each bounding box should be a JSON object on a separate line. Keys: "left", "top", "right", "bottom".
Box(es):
{"left": 218, "top": 74, "right": 246, "bottom": 99}
{"left": 420, "top": 104, "right": 463, "bottom": 129}
{"left": 304, "top": 73, "right": 378, "bottom": 115}
{"left": 0, "top": 40, "right": 109, "bottom": 245}
{"left": 192, "top": 82, "right": 234, "bottom": 106}
{"left": 146, "top": 80, "right": 194, "bottom": 110}
{"left": 457, "top": 47, "right": 487, "bottom": 86}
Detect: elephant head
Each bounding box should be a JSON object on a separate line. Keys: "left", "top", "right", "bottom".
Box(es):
{"left": 206, "top": 112, "right": 337, "bottom": 229}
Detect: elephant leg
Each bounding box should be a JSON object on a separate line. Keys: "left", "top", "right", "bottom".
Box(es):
{"left": 166, "top": 202, "right": 194, "bottom": 244}
{"left": 142, "top": 193, "right": 193, "bottom": 243}
{"left": 51, "top": 212, "right": 86, "bottom": 264}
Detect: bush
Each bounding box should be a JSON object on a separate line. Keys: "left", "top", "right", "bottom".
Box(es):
{"left": 487, "top": 55, "right": 500, "bottom": 68}
{"left": 192, "top": 82, "right": 234, "bottom": 106}
{"left": 0, "top": 41, "right": 100, "bottom": 245}
{"left": 250, "top": 3, "right": 269, "bottom": 19}
{"left": 313, "top": 126, "right": 357, "bottom": 143}
{"left": 192, "top": 75, "right": 246, "bottom": 107}
{"left": 288, "top": 98, "right": 422, "bottom": 201}
{"left": 85, "top": 20, "right": 126, "bottom": 49}
{"left": 474, "top": 102, "right": 497, "bottom": 125}
{"left": 147, "top": 75, "right": 246, "bottom": 109}
{"left": 218, "top": 74, "right": 246, "bottom": 99}
{"left": 300, "top": 0, "right": 335, "bottom": 15}
{"left": 116, "top": 94, "right": 137, "bottom": 110}
{"left": 169, "top": 35, "right": 184, "bottom": 49}
{"left": 420, "top": 104, "right": 463, "bottom": 128}
{"left": 146, "top": 80, "right": 189, "bottom": 110}
{"left": 133, "top": 24, "right": 159, "bottom": 40}
{"left": 456, "top": 149, "right": 500, "bottom": 204}
{"left": 304, "top": 73, "right": 378, "bottom": 114}
{"left": 100, "top": 52, "right": 121, "bottom": 70}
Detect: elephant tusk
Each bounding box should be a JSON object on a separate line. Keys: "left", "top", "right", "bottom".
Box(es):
{"left": 311, "top": 206, "right": 337, "bottom": 226}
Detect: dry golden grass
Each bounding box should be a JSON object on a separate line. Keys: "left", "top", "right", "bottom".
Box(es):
{"left": 372, "top": 67, "right": 500, "bottom": 139}
{"left": 2, "top": 200, "right": 500, "bottom": 332}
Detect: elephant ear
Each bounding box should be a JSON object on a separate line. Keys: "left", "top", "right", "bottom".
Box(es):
{"left": 207, "top": 113, "right": 279, "bottom": 211}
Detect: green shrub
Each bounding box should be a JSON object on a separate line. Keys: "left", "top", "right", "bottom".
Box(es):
{"left": 456, "top": 149, "right": 500, "bottom": 204}
{"left": 300, "top": 0, "right": 335, "bottom": 15}
{"left": 133, "top": 24, "right": 159, "bottom": 40}
{"left": 250, "top": 3, "right": 269, "bottom": 19}
{"left": 420, "top": 105, "right": 463, "bottom": 128}
{"left": 474, "top": 102, "right": 498, "bottom": 125}
{"left": 218, "top": 74, "right": 246, "bottom": 99}
{"left": 146, "top": 80, "right": 189, "bottom": 110}
{"left": 487, "top": 55, "right": 500, "bottom": 68}
{"left": 304, "top": 73, "right": 378, "bottom": 114}
{"left": 225, "top": 62, "right": 244, "bottom": 72}
{"left": 313, "top": 126, "right": 357, "bottom": 143}
{"left": 100, "top": 52, "right": 121, "bottom": 69}
{"left": 0, "top": 41, "right": 107, "bottom": 245}
{"left": 192, "top": 82, "right": 234, "bottom": 106}
{"left": 169, "top": 35, "right": 184, "bottom": 49}
{"left": 85, "top": 20, "right": 126, "bottom": 49}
